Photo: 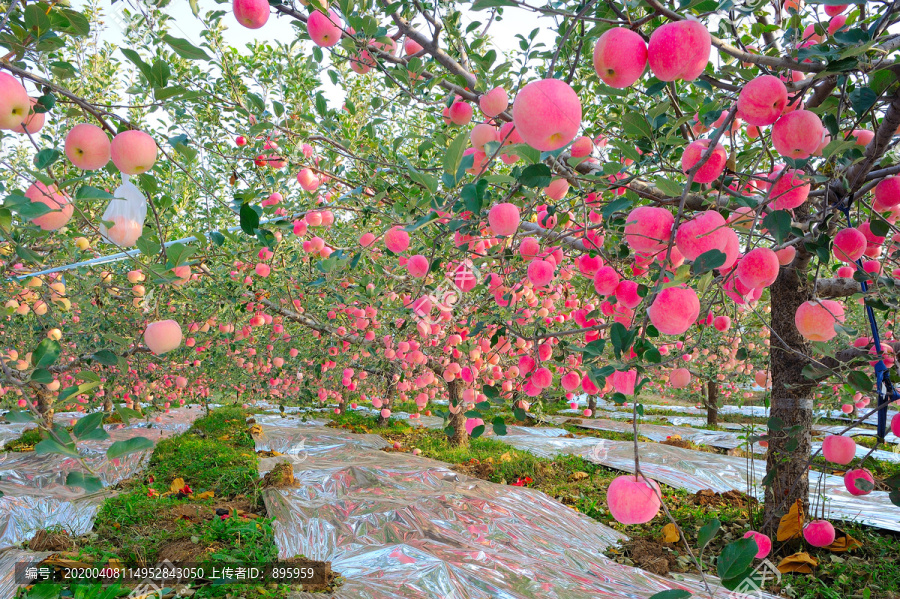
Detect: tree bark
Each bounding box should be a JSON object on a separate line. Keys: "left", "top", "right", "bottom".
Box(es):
{"left": 763, "top": 261, "right": 815, "bottom": 537}
{"left": 588, "top": 395, "right": 597, "bottom": 414}
{"left": 447, "top": 379, "right": 468, "bottom": 447}
{"left": 706, "top": 380, "right": 718, "bottom": 427}
{"left": 36, "top": 386, "right": 54, "bottom": 428}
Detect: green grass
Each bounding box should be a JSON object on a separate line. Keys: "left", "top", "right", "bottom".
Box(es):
{"left": 30, "top": 406, "right": 339, "bottom": 598}
{"left": 2, "top": 427, "right": 43, "bottom": 451}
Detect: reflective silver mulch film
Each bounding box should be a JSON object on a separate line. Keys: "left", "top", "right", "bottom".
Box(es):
{"left": 254, "top": 423, "right": 779, "bottom": 599}
{"left": 0, "top": 549, "right": 51, "bottom": 599}
{"left": 0, "top": 407, "right": 202, "bottom": 554}
{"left": 496, "top": 430, "right": 900, "bottom": 533}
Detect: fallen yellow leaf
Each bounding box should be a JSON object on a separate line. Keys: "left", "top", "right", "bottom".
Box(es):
{"left": 661, "top": 522, "right": 680, "bottom": 544}
{"left": 777, "top": 552, "right": 818, "bottom": 574}
{"left": 776, "top": 499, "right": 804, "bottom": 542}
{"left": 569, "top": 471, "right": 589, "bottom": 482}
{"left": 249, "top": 424, "right": 263, "bottom": 435}
{"left": 190, "top": 491, "right": 215, "bottom": 500}
{"left": 169, "top": 477, "right": 186, "bottom": 494}
{"left": 825, "top": 529, "right": 862, "bottom": 553}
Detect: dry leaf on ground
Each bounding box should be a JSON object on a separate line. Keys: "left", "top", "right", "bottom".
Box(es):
{"left": 777, "top": 552, "right": 818, "bottom": 573}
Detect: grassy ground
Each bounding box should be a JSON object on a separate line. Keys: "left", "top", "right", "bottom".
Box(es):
{"left": 16, "top": 407, "right": 339, "bottom": 598}
{"left": 329, "top": 409, "right": 900, "bottom": 599}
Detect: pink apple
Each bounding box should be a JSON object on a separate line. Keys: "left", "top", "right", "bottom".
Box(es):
{"left": 794, "top": 299, "right": 845, "bottom": 342}
{"left": 675, "top": 210, "right": 732, "bottom": 261}
{"left": 233, "top": 0, "right": 269, "bottom": 29}
{"left": 737, "top": 75, "right": 788, "bottom": 126}
{"left": 681, "top": 139, "right": 726, "bottom": 183}
{"left": 624, "top": 206, "right": 674, "bottom": 253}
{"left": 407, "top": 255, "right": 429, "bottom": 278}
{"left": 647, "top": 20, "right": 711, "bottom": 82}
{"left": 844, "top": 468, "right": 875, "bottom": 496}
{"left": 648, "top": 286, "right": 700, "bottom": 335}
{"left": 670, "top": 368, "right": 691, "bottom": 388}
{"left": 25, "top": 182, "right": 74, "bottom": 231}
{"left": 593, "top": 28, "right": 647, "bottom": 88}
{"left": 0, "top": 72, "right": 30, "bottom": 130}
{"left": 527, "top": 259, "right": 555, "bottom": 287}
{"left": 144, "top": 320, "right": 183, "bottom": 355}
{"left": 65, "top": 123, "right": 111, "bottom": 170}
{"left": 479, "top": 86, "right": 508, "bottom": 117}
{"left": 804, "top": 520, "right": 836, "bottom": 547}
{"left": 606, "top": 475, "right": 661, "bottom": 524}
{"left": 110, "top": 130, "right": 158, "bottom": 175}
{"left": 771, "top": 110, "right": 824, "bottom": 159}
{"left": 593, "top": 266, "right": 620, "bottom": 296}
{"left": 488, "top": 202, "right": 520, "bottom": 236}
{"left": 512, "top": 79, "right": 582, "bottom": 151}
{"left": 307, "top": 9, "right": 342, "bottom": 47}
{"left": 822, "top": 435, "right": 856, "bottom": 464}
{"left": 384, "top": 226, "right": 410, "bottom": 253}
{"left": 743, "top": 531, "right": 772, "bottom": 558}
{"left": 11, "top": 98, "right": 45, "bottom": 134}
{"left": 448, "top": 101, "right": 473, "bottom": 126}
{"left": 832, "top": 227, "right": 866, "bottom": 262}
{"left": 736, "top": 247, "right": 779, "bottom": 289}
{"left": 769, "top": 168, "right": 809, "bottom": 210}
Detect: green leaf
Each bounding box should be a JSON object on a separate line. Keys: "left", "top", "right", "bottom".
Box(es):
{"left": 116, "top": 406, "right": 143, "bottom": 425}
{"left": 461, "top": 179, "right": 488, "bottom": 214}
{"left": 58, "top": 381, "right": 101, "bottom": 402}
{"left": 649, "top": 591, "right": 691, "bottom": 599}
{"left": 697, "top": 518, "right": 721, "bottom": 550}
{"left": 848, "top": 370, "right": 873, "bottom": 393}
{"left": 33, "top": 339, "right": 62, "bottom": 368}
{"left": 610, "top": 323, "right": 636, "bottom": 358}
{"left": 443, "top": 130, "right": 469, "bottom": 177}
{"left": 92, "top": 350, "right": 119, "bottom": 366}
{"left": 75, "top": 185, "right": 114, "bottom": 200}
{"left": 654, "top": 178, "right": 683, "bottom": 197}
{"left": 762, "top": 210, "right": 792, "bottom": 244}
{"left": 24, "top": 4, "right": 51, "bottom": 36}
{"left": 72, "top": 412, "right": 104, "bottom": 439}
{"left": 691, "top": 249, "right": 726, "bottom": 274}
{"left": 30, "top": 368, "right": 53, "bottom": 384}
{"left": 3, "top": 410, "right": 36, "bottom": 423}
{"left": 470, "top": 424, "right": 486, "bottom": 438}
{"left": 58, "top": 9, "right": 91, "bottom": 36}
{"left": 33, "top": 149, "right": 60, "bottom": 170}
{"left": 35, "top": 438, "right": 79, "bottom": 458}
{"left": 870, "top": 218, "right": 890, "bottom": 237}
{"left": 717, "top": 537, "right": 758, "bottom": 581}
{"left": 65, "top": 471, "right": 104, "bottom": 493}
{"left": 106, "top": 436, "right": 155, "bottom": 459}
{"left": 162, "top": 34, "right": 210, "bottom": 60}
{"left": 149, "top": 59, "right": 171, "bottom": 88}
{"left": 518, "top": 164, "right": 552, "bottom": 188}
{"left": 120, "top": 48, "right": 154, "bottom": 83}
{"left": 471, "top": 0, "right": 517, "bottom": 8}
{"left": 240, "top": 203, "right": 261, "bottom": 235}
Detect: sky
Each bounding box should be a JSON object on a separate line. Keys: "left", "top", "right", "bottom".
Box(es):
{"left": 77, "top": 0, "right": 557, "bottom": 109}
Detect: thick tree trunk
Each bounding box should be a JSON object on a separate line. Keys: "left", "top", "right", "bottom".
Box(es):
{"left": 588, "top": 395, "right": 597, "bottom": 414}
{"left": 447, "top": 379, "right": 468, "bottom": 447}
{"left": 36, "top": 386, "right": 54, "bottom": 428}
{"left": 763, "top": 262, "right": 815, "bottom": 537}
{"left": 706, "top": 380, "right": 718, "bottom": 427}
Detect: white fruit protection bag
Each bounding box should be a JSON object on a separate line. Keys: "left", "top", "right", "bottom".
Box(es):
{"left": 100, "top": 174, "right": 146, "bottom": 247}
